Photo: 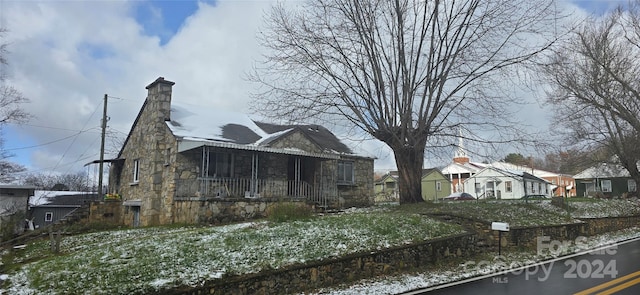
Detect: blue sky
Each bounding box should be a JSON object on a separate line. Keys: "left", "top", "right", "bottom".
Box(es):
{"left": 134, "top": 0, "right": 204, "bottom": 46}
{"left": 0, "top": 0, "right": 629, "bottom": 180}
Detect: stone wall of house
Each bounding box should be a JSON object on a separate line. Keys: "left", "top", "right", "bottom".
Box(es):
{"left": 336, "top": 156, "right": 375, "bottom": 208}
{"left": 88, "top": 201, "right": 123, "bottom": 225}
{"left": 269, "top": 130, "right": 323, "bottom": 153}
{"left": 155, "top": 233, "right": 476, "bottom": 295}
{"left": 172, "top": 198, "right": 306, "bottom": 224}
{"left": 117, "top": 78, "right": 178, "bottom": 227}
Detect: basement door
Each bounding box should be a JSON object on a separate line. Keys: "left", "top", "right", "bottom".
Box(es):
{"left": 132, "top": 206, "right": 140, "bottom": 227}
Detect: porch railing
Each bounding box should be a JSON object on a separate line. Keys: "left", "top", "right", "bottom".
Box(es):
{"left": 176, "top": 178, "right": 336, "bottom": 205}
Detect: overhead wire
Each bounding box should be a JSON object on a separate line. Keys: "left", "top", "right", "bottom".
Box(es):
{"left": 49, "top": 96, "right": 103, "bottom": 172}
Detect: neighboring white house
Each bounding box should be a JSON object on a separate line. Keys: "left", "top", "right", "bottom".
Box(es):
{"left": 488, "top": 161, "right": 577, "bottom": 197}
{"left": 462, "top": 166, "right": 551, "bottom": 199}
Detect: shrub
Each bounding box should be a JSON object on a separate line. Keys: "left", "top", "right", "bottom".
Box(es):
{"left": 267, "top": 202, "right": 313, "bottom": 222}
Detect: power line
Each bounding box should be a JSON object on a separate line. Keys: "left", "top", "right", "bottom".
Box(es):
{"left": 49, "top": 97, "right": 103, "bottom": 172}
{"left": 6, "top": 122, "right": 102, "bottom": 133}
{"left": 4, "top": 128, "right": 99, "bottom": 151}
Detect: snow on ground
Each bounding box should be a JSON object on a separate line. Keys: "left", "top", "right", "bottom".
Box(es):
{"left": 304, "top": 227, "right": 640, "bottom": 294}
{"left": 0, "top": 210, "right": 463, "bottom": 295}
{"left": 3, "top": 202, "right": 640, "bottom": 294}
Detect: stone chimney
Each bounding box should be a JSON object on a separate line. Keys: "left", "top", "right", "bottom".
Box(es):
{"left": 145, "top": 77, "right": 175, "bottom": 121}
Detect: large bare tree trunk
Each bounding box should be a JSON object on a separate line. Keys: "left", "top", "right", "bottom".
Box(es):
{"left": 393, "top": 145, "right": 425, "bottom": 203}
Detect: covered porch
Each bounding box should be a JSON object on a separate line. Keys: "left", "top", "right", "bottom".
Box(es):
{"left": 174, "top": 141, "right": 339, "bottom": 206}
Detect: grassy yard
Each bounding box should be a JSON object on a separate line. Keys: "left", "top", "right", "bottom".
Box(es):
{"left": 2, "top": 198, "right": 639, "bottom": 294}
{"left": 0, "top": 209, "right": 464, "bottom": 295}
{"left": 392, "top": 198, "right": 640, "bottom": 227}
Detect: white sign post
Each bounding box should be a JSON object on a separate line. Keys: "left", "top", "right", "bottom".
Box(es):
{"left": 491, "top": 222, "right": 510, "bottom": 255}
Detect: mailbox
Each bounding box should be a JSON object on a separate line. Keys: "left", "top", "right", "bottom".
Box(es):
{"left": 491, "top": 222, "right": 509, "bottom": 232}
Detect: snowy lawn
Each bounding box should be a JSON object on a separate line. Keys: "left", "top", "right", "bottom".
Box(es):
{"left": 563, "top": 198, "right": 640, "bottom": 218}
{"left": 0, "top": 209, "right": 464, "bottom": 295}
{"left": 401, "top": 198, "right": 640, "bottom": 227}
{"left": 400, "top": 200, "right": 579, "bottom": 227}
{"left": 306, "top": 227, "right": 640, "bottom": 295}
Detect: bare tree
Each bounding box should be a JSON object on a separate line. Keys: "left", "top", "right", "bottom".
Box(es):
{"left": 251, "top": 0, "right": 561, "bottom": 203}
{"left": 0, "top": 28, "right": 29, "bottom": 182}
{"left": 21, "top": 171, "right": 92, "bottom": 191}
{"left": 0, "top": 28, "right": 29, "bottom": 125}
{"left": 541, "top": 4, "right": 640, "bottom": 187}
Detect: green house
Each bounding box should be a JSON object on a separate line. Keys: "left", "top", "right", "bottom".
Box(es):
{"left": 574, "top": 163, "right": 637, "bottom": 198}
{"left": 374, "top": 173, "right": 399, "bottom": 202}
{"left": 374, "top": 169, "right": 451, "bottom": 202}
{"left": 420, "top": 168, "right": 451, "bottom": 201}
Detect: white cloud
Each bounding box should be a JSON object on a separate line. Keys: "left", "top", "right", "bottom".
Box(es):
{"left": 0, "top": 0, "right": 621, "bottom": 180}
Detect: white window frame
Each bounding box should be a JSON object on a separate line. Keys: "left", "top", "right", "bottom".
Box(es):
{"left": 45, "top": 212, "right": 53, "bottom": 222}
{"left": 505, "top": 181, "right": 512, "bottom": 192}
{"left": 337, "top": 161, "right": 355, "bottom": 184}
{"left": 133, "top": 159, "right": 140, "bottom": 183}
{"left": 601, "top": 179, "right": 612, "bottom": 193}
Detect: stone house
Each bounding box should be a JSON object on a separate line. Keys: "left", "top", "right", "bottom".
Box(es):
{"left": 108, "top": 77, "right": 374, "bottom": 227}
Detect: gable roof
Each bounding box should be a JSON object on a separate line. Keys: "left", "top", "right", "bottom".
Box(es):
{"left": 167, "top": 102, "right": 359, "bottom": 158}
{"left": 467, "top": 166, "right": 550, "bottom": 183}
{"left": 441, "top": 162, "right": 484, "bottom": 175}
{"left": 489, "top": 161, "right": 560, "bottom": 178}
{"left": 574, "top": 163, "right": 632, "bottom": 179}
{"left": 30, "top": 191, "right": 99, "bottom": 207}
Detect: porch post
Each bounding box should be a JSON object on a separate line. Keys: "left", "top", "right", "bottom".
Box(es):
{"left": 250, "top": 152, "right": 258, "bottom": 197}
{"left": 294, "top": 157, "right": 301, "bottom": 197}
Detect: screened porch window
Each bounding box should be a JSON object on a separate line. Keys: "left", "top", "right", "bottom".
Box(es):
{"left": 337, "top": 161, "right": 354, "bottom": 184}
{"left": 206, "top": 152, "right": 234, "bottom": 178}
{"left": 601, "top": 179, "right": 612, "bottom": 193}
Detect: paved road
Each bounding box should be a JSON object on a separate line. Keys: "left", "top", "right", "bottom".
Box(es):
{"left": 408, "top": 237, "right": 640, "bottom": 295}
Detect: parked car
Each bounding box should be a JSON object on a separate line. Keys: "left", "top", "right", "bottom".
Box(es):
{"left": 443, "top": 192, "right": 475, "bottom": 201}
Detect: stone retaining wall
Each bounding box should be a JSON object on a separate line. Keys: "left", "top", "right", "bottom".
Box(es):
{"left": 581, "top": 216, "right": 640, "bottom": 236}
{"left": 431, "top": 214, "right": 640, "bottom": 250}
{"left": 155, "top": 233, "right": 476, "bottom": 295}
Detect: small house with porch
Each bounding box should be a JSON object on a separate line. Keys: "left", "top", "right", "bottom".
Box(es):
{"left": 574, "top": 163, "right": 637, "bottom": 198}
{"left": 108, "top": 77, "right": 374, "bottom": 227}
{"left": 462, "top": 166, "right": 551, "bottom": 199}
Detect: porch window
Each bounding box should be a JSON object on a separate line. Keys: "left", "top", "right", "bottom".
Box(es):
{"left": 601, "top": 179, "right": 612, "bottom": 192}
{"left": 206, "top": 152, "right": 234, "bottom": 178}
{"left": 337, "top": 161, "right": 354, "bottom": 184}
{"left": 628, "top": 179, "right": 637, "bottom": 192}
{"left": 132, "top": 159, "right": 140, "bottom": 183}
{"left": 505, "top": 181, "right": 512, "bottom": 192}
{"left": 45, "top": 212, "right": 53, "bottom": 222}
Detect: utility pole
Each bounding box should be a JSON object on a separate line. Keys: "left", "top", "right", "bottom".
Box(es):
{"left": 98, "top": 94, "right": 107, "bottom": 197}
